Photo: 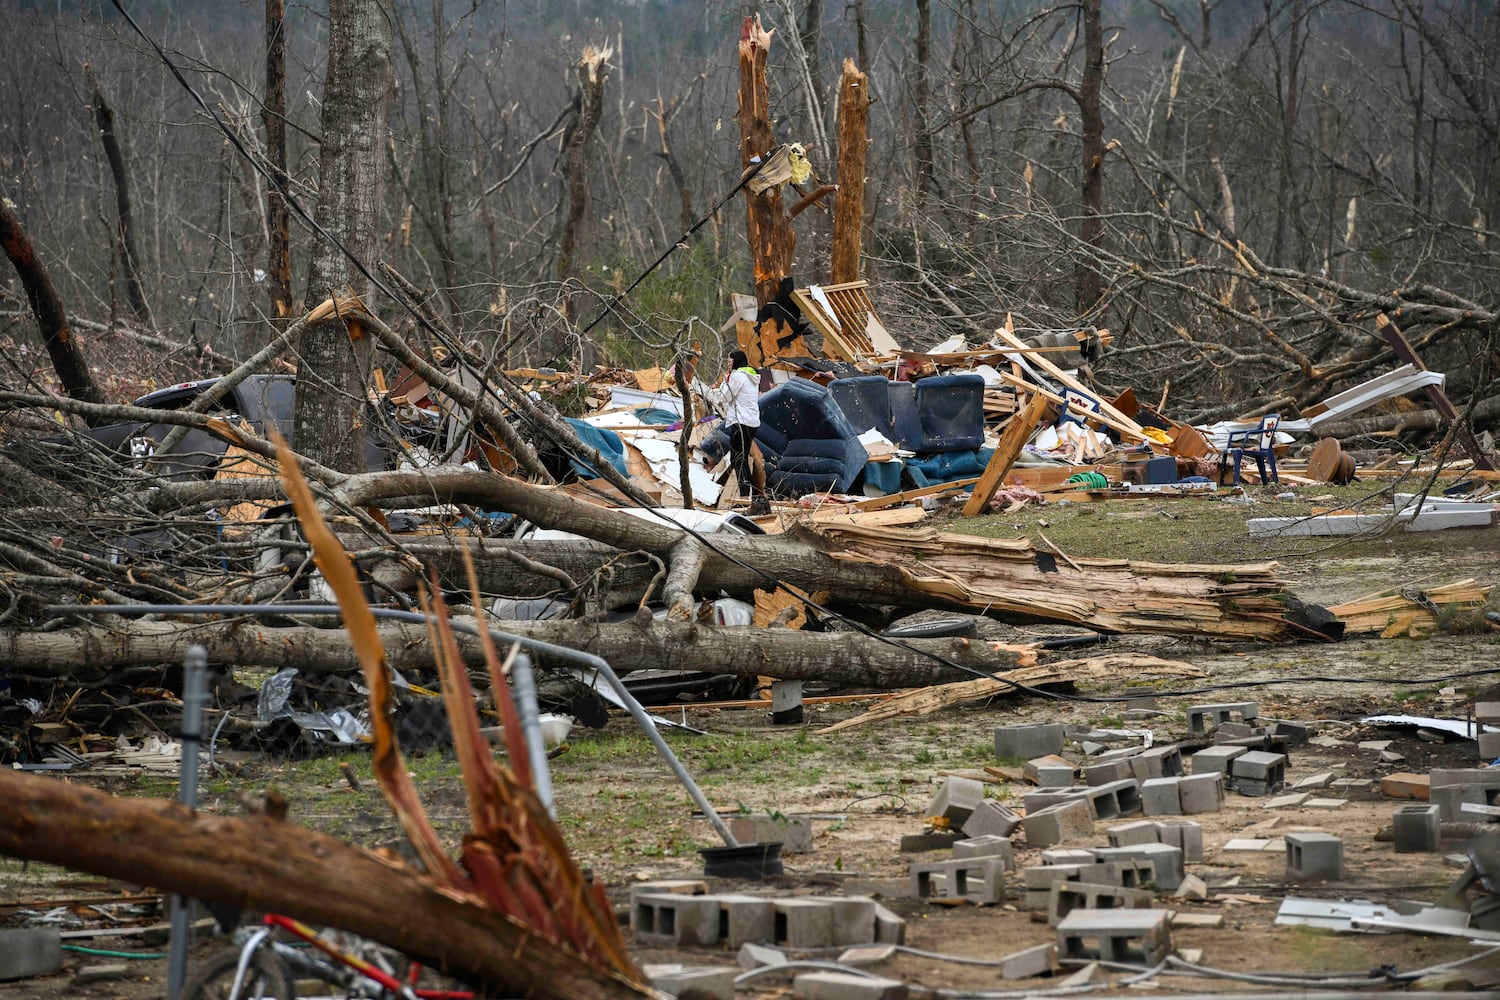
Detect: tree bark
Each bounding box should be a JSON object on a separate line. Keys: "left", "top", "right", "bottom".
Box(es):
{"left": 738, "top": 16, "right": 797, "bottom": 306}
{"left": 831, "top": 59, "right": 869, "bottom": 284}
{"left": 0, "top": 192, "right": 108, "bottom": 420}
{"left": 85, "top": 66, "right": 152, "bottom": 327}
{"left": 557, "top": 47, "right": 608, "bottom": 306}
{"left": 0, "top": 769, "right": 647, "bottom": 1000}
{"left": 296, "top": 0, "right": 392, "bottom": 473}
{"left": 264, "top": 0, "right": 294, "bottom": 317}
{"left": 913, "top": 0, "right": 934, "bottom": 204}
{"left": 1077, "top": 0, "right": 1105, "bottom": 314}
{"left": 0, "top": 618, "right": 1038, "bottom": 688}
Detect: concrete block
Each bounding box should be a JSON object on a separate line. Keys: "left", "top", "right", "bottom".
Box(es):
{"left": 1047, "top": 880, "right": 1155, "bottom": 926}
{"left": 837, "top": 945, "right": 897, "bottom": 968}
{"left": 1024, "top": 754, "right": 1076, "bottom": 784}
{"left": 839, "top": 877, "right": 911, "bottom": 899}
{"left": 1036, "top": 763, "right": 1076, "bottom": 788}
{"left": 997, "top": 942, "right": 1058, "bottom": 980}
{"left": 1430, "top": 767, "right": 1500, "bottom": 788}
{"left": 1177, "top": 772, "right": 1224, "bottom": 814}
{"left": 738, "top": 943, "right": 788, "bottom": 970}
{"left": 1107, "top": 820, "right": 1161, "bottom": 848}
{"left": 925, "top": 776, "right": 986, "bottom": 827}
{"left": 910, "top": 858, "right": 1006, "bottom": 905}
{"left": 1393, "top": 804, "right": 1442, "bottom": 853}
{"left": 995, "top": 723, "right": 1066, "bottom": 760}
{"left": 647, "top": 965, "right": 738, "bottom": 1000}
{"left": 647, "top": 965, "right": 739, "bottom": 1000}
{"left": 1479, "top": 731, "right": 1500, "bottom": 760}
{"left": 899, "top": 831, "right": 963, "bottom": 852}
{"left": 1091, "top": 843, "right": 1184, "bottom": 891}
{"left": 1190, "top": 745, "right": 1246, "bottom": 775}
{"left": 953, "top": 835, "right": 1015, "bottom": 869}
{"left": 1173, "top": 874, "right": 1208, "bottom": 900}
{"left": 1186, "top": 701, "right": 1258, "bottom": 734}
{"left": 1140, "top": 776, "right": 1182, "bottom": 816}
{"left": 1475, "top": 702, "right": 1500, "bottom": 723}
{"left": 632, "top": 879, "right": 709, "bottom": 900}
{"left": 1215, "top": 721, "right": 1258, "bottom": 739}
{"left": 1041, "top": 848, "right": 1097, "bottom": 866}
{"left": 1137, "top": 744, "right": 1184, "bottom": 778}
{"left": 729, "top": 815, "right": 815, "bottom": 854}
{"left": 1155, "top": 820, "right": 1203, "bottom": 862}
{"left": 1084, "top": 759, "right": 1134, "bottom": 786}
{"left": 1264, "top": 793, "right": 1310, "bottom": 809}
{"left": 1431, "top": 783, "right": 1487, "bottom": 822}
{"left": 1286, "top": 832, "right": 1344, "bottom": 881}
{"left": 1056, "top": 908, "right": 1173, "bottom": 965}
{"left": 1021, "top": 862, "right": 1120, "bottom": 910}
{"left": 1331, "top": 777, "right": 1380, "bottom": 801}
{"left": 0, "top": 928, "right": 62, "bottom": 981}
{"left": 872, "top": 904, "right": 906, "bottom": 946}
{"left": 73, "top": 964, "right": 130, "bottom": 985}
{"left": 634, "top": 893, "right": 724, "bottom": 946}
{"left": 1304, "top": 797, "right": 1346, "bottom": 809}
{"left": 1379, "top": 772, "right": 1431, "bottom": 800}
{"left": 1058, "top": 962, "right": 1104, "bottom": 987}
{"left": 1269, "top": 719, "right": 1312, "bottom": 745}
{"left": 793, "top": 971, "right": 908, "bottom": 1000}
{"left": 1022, "top": 788, "right": 1085, "bottom": 815}
{"left": 806, "top": 896, "right": 879, "bottom": 946}
{"left": 716, "top": 895, "right": 777, "bottom": 948}
{"left": 1230, "top": 750, "right": 1287, "bottom": 796}
{"left": 774, "top": 899, "right": 836, "bottom": 948}
{"left": 1021, "top": 797, "right": 1094, "bottom": 847}
{"left": 1294, "top": 771, "right": 1335, "bottom": 789}
{"left": 1086, "top": 778, "right": 1142, "bottom": 818}
{"left": 961, "top": 800, "right": 1022, "bottom": 839}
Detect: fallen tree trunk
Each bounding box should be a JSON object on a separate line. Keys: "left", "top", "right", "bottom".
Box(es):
{"left": 3, "top": 617, "right": 1039, "bottom": 687}
{"left": 0, "top": 768, "right": 647, "bottom": 1000}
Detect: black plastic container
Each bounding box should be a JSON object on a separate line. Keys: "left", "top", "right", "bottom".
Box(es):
{"left": 699, "top": 841, "right": 784, "bottom": 879}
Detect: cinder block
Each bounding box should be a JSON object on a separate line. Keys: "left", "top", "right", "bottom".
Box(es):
{"left": 634, "top": 893, "right": 725, "bottom": 947}
{"left": 1230, "top": 750, "right": 1287, "bottom": 797}
{"left": 1379, "top": 772, "right": 1430, "bottom": 800}
{"left": 1269, "top": 719, "right": 1311, "bottom": 745}
{"left": 1137, "top": 744, "right": 1184, "bottom": 778}
{"left": 1431, "top": 783, "right": 1488, "bottom": 822}
{"left": 910, "top": 858, "right": 1006, "bottom": 905}
{"left": 793, "top": 971, "right": 909, "bottom": 1000}
{"left": 1056, "top": 908, "right": 1172, "bottom": 965}
{"left": 716, "top": 895, "right": 777, "bottom": 948}
{"left": 774, "top": 899, "right": 836, "bottom": 949}
{"left": 1048, "top": 880, "right": 1155, "bottom": 926}
{"left": 1022, "top": 788, "right": 1086, "bottom": 815}
{"left": 837, "top": 945, "right": 897, "bottom": 968}
{"left": 0, "top": 928, "right": 62, "bottom": 981}
{"left": 1021, "top": 797, "right": 1094, "bottom": 847}
{"left": 1107, "top": 820, "right": 1161, "bottom": 848}
{"left": 1475, "top": 702, "right": 1500, "bottom": 723}
{"left": 738, "top": 943, "right": 788, "bottom": 970}
{"left": 1286, "top": 832, "right": 1344, "bottom": 881}
{"left": 729, "top": 814, "right": 815, "bottom": 854}
{"left": 1186, "top": 701, "right": 1259, "bottom": 734}
{"left": 1036, "top": 763, "right": 1076, "bottom": 788}
{"left": 1021, "top": 862, "right": 1120, "bottom": 910}
{"left": 962, "top": 800, "right": 1021, "bottom": 839}
{"left": 995, "top": 723, "right": 1066, "bottom": 760}
{"left": 1430, "top": 767, "right": 1500, "bottom": 788}
{"left": 1087, "top": 778, "right": 1143, "bottom": 818}
{"left": 1091, "top": 843, "right": 1184, "bottom": 891}
{"left": 1154, "top": 820, "right": 1204, "bottom": 862}
{"left": 925, "top": 776, "right": 986, "bottom": 827}
{"left": 632, "top": 879, "right": 709, "bottom": 900}
{"left": 1215, "top": 721, "right": 1258, "bottom": 739}
{"left": 1331, "top": 777, "right": 1381, "bottom": 801}
{"left": 872, "top": 904, "right": 906, "bottom": 945}
{"left": 997, "top": 942, "right": 1057, "bottom": 980}
{"left": 1024, "top": 754, "right": 1077, "bottom": 784}
{"left": 1084, "top": 759, "right": 1134, "bottom": 786}
{"left": 1140, "top": 776, "right": 1182, "bottom": 816}
{"left": 1392, "top": 804, "right": 1442, "bottom": 853}
{"left": 1040, "top": 848, "right": 1096, "bottom": 866}
{"left": 806, "top": 897, "right": 878, "bottom": 946}
{"left": 648, "top": 965, "right": 738, "bottom": 1000}
{"left": 953, "top": 834, "right": 1015, "bottom": 869}
{"left": 1177, "top": 772, "right": 1223, "bottom": 814}
{"left": 1479, "top": 731, "right": 1500, "bottom": 761}
{"left": 1190, "top": 745, "right": 1246, "bottom": 774}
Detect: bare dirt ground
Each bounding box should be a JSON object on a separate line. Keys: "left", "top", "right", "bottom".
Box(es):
{"left": 4, "top": 489, "right": 1500, "bottom": 997}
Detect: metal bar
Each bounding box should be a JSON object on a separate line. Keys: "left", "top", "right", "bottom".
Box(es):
{"left": 166, "top": 645, "right": 206, "bottom": 1000}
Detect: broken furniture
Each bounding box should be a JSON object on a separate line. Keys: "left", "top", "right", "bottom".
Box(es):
{"left": 751, "top": 377, "right": 869, "bottom": 494}
{"left": 1218, "top": 413, "right": 1280, "bottom": 486}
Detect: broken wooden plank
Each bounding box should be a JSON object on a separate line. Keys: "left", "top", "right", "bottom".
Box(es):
{"left": 851, "top": 478, "right": 983, "bottom": 511}
{"left": 963, "top": 392, "right": 1051, "bottom": 517}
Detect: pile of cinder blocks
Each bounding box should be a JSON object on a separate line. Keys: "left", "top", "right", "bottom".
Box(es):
{"left": 631, "top": 882, "right": 905, "bottom": 950}
{"left": 1190, "top": 743, "right": 1287, "bottom": 798}
{"left": 1429, "top": 767, "right": 1500, "bottom": 821}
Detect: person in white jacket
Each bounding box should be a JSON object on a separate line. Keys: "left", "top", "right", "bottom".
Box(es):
{"left": 704, "top": 350, "right": 767, "bottom": 514}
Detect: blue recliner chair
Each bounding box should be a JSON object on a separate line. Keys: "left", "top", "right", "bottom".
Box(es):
{"left": 753, "top": 377, "right": 869, "bottom": 495}
{"left": 914, "top": 373, "right": 987, "bottom": 452}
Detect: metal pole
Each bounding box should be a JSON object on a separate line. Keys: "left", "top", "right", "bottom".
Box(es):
{"left": 507, "top": 652, "right": 554, "bottom": 817}
{"left": 166, "top": 645, "right": 207, "bottom": 1000}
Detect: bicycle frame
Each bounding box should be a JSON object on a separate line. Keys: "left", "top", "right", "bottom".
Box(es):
{"left": 231, "top": 913, "right": 476, "bottom": 1000}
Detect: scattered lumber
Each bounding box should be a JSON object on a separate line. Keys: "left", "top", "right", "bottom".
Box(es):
{"left": 816, "top": 654, "right": 1205, "bottom": 733}
{"left": 1328, "top": 579, "right": 1492, "bottom": 638}
{"left": 963, "top": 391, "right": 1051, "bottom": 516}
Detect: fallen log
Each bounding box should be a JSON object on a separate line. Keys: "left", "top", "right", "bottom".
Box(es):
{"left": 6, "top": 617, "right": 1039, "bottom": 687}
{"left": 0, "top": 769, "right": 647, "bottom": 1000}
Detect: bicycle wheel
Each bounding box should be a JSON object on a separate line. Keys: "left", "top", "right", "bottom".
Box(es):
{"left": 180, "top": 946, "right": 297, "bottom": 1000}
